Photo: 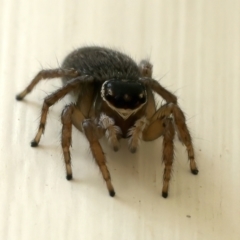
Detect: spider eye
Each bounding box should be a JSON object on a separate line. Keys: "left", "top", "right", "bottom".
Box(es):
{"left": 107, "top": 89, "right": 113, "bottom": 96}
{"left": 123, "top": 94, "right": 131, "bottom": 101}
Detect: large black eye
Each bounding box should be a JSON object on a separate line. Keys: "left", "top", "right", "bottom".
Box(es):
{"left": 103, "top": 79, "right": 147, "bottom": 109}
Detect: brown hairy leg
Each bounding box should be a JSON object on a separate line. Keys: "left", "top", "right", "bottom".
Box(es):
{"left": 82, "top": 119, "right": 115, "bottom": 197}
{"left": 61, "top": 104, "right": 75, "bottom": 180}
{"left": 143, "top": 103, "right": 198, "bottom": 197}
{"left": 141, "top": 78, "right": 177, "bottom": 104}
{"left": 30, "top": 76, "right": 93, "bottom": 147}
{"left": 142, "top": 110, "right": 175, "bottom": 197}
{"left": 153, "top": 103, "right": 198, "bottom": 174}
{"left": 172, "top": 104, "right": 198, "bottom": 174}
{"left": 162, "top": 118, "right": 175, "bottom": 198}
{"left": 16, "top": 68, "right": 79, "bottom": 100}
{"left": 139, "top": 59, "right": 177, "bottom": 104}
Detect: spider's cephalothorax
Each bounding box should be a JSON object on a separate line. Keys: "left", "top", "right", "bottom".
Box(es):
{"left": 16, "top": 46, "right": 198, "bottom": 198}
{"left": 101, "top": 79, "right": 147, "bottom": 119}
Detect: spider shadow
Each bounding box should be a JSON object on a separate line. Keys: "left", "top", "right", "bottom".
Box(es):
{"left": 99, "top": 137, "right": 164, "bottom": 200}
{"left": 98, "top": 136, "right": 205, "bottom": 202}
{"left": 68, "top": 132, "right": 161, "bottom": 200}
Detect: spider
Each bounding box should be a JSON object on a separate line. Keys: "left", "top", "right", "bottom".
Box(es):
{"left": 16, "top": 46, "right": 198, "bottom": 198}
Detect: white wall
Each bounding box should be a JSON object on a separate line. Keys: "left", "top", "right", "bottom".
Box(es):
{"left": 0, "top": 0, "right": 239, "bottom": 239}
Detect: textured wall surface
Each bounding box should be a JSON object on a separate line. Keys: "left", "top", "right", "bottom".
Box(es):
{"left": 0, "top": 0, "right": 239, "bottom": 239}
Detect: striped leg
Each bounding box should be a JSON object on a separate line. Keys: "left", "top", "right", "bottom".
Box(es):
{"left": 146, "top": 103, "right": 198, "bottom": 175}
{"left": 172, "top": 105, "right": 198, "bottom": 175}
{"left": 82, "top": 119, "right": 115, "bottom": 197}
{"left": 162, "top": 119, "right": 175, "bottom": 198}
{"left": 61, "top": 104, "right": 75, "bottom": 180}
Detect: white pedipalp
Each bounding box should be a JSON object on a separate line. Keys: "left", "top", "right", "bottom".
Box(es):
{"left": 99, "top": 113, "right": 122, "bottom": 151}
{"left": 127, "top": 116, "right": 149, "bottom": 153}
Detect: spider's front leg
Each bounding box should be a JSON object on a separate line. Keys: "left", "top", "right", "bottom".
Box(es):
{"left": 161, "top": 119, "right": 175, "bottom": 198}
{"left": 151, "top": 103, "right": 198, "bottom": 174}
{"left": 62, "top": 107, "right": 115, "bottom": 196}
{"left": 61, "top": 104, "right": 85, "bottom": 180}
{"left": 139, "top": 59, "right": 177, "bottom": 104}
{"left": 165, "top": 103, "right": 199, "bottom": 175}
{"left": 82, "top": 119, "right": 115, "bottom": 197}
{"left": 143, "top": 103, "right": 198, "bottom": 198}
{"left": 142, "top": 112, "right": 175, "bottom": 198}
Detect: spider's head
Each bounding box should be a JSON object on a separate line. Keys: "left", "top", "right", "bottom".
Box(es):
{"left": 101, "top": 79, "right": 147, "bottom": 119}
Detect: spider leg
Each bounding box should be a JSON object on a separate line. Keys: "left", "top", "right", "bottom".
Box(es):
{"left": 141, "top": 78, "right": 177, "bottom": 104}
{"left": 143, "top": 103, "right": 198, "bottom": 197}
{"left": 142, "top": 110, "right": 175, "bottom": 197}
{"left": 152, "top": 103, "right": 198, "bottom": 175}
{"left": 162, "top": 118, "right": 175, "bottom": 198}
{"left": 62, "top": 104, "right": 105, "bottom": 182}
{"left": 31, "top": 75, "right": 93, "bottom": 147}
{"left": 61, "top": 104, "right": 76, "bottom": 180}
{"left": 82, "top": 119, "right": 115, "bottom": 197}
{"left": 171, "top": 104, "right": 198, "bottom": 175}
{"left": 16, "top": 68, "right": 79, "bottom": 100}
{"left": 142, "top": 120, "right": 166, "bottom": 141}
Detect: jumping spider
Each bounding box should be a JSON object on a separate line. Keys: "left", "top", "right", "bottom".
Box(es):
{"left": 16, "top": 46, "right": 198, "bottom": 198}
